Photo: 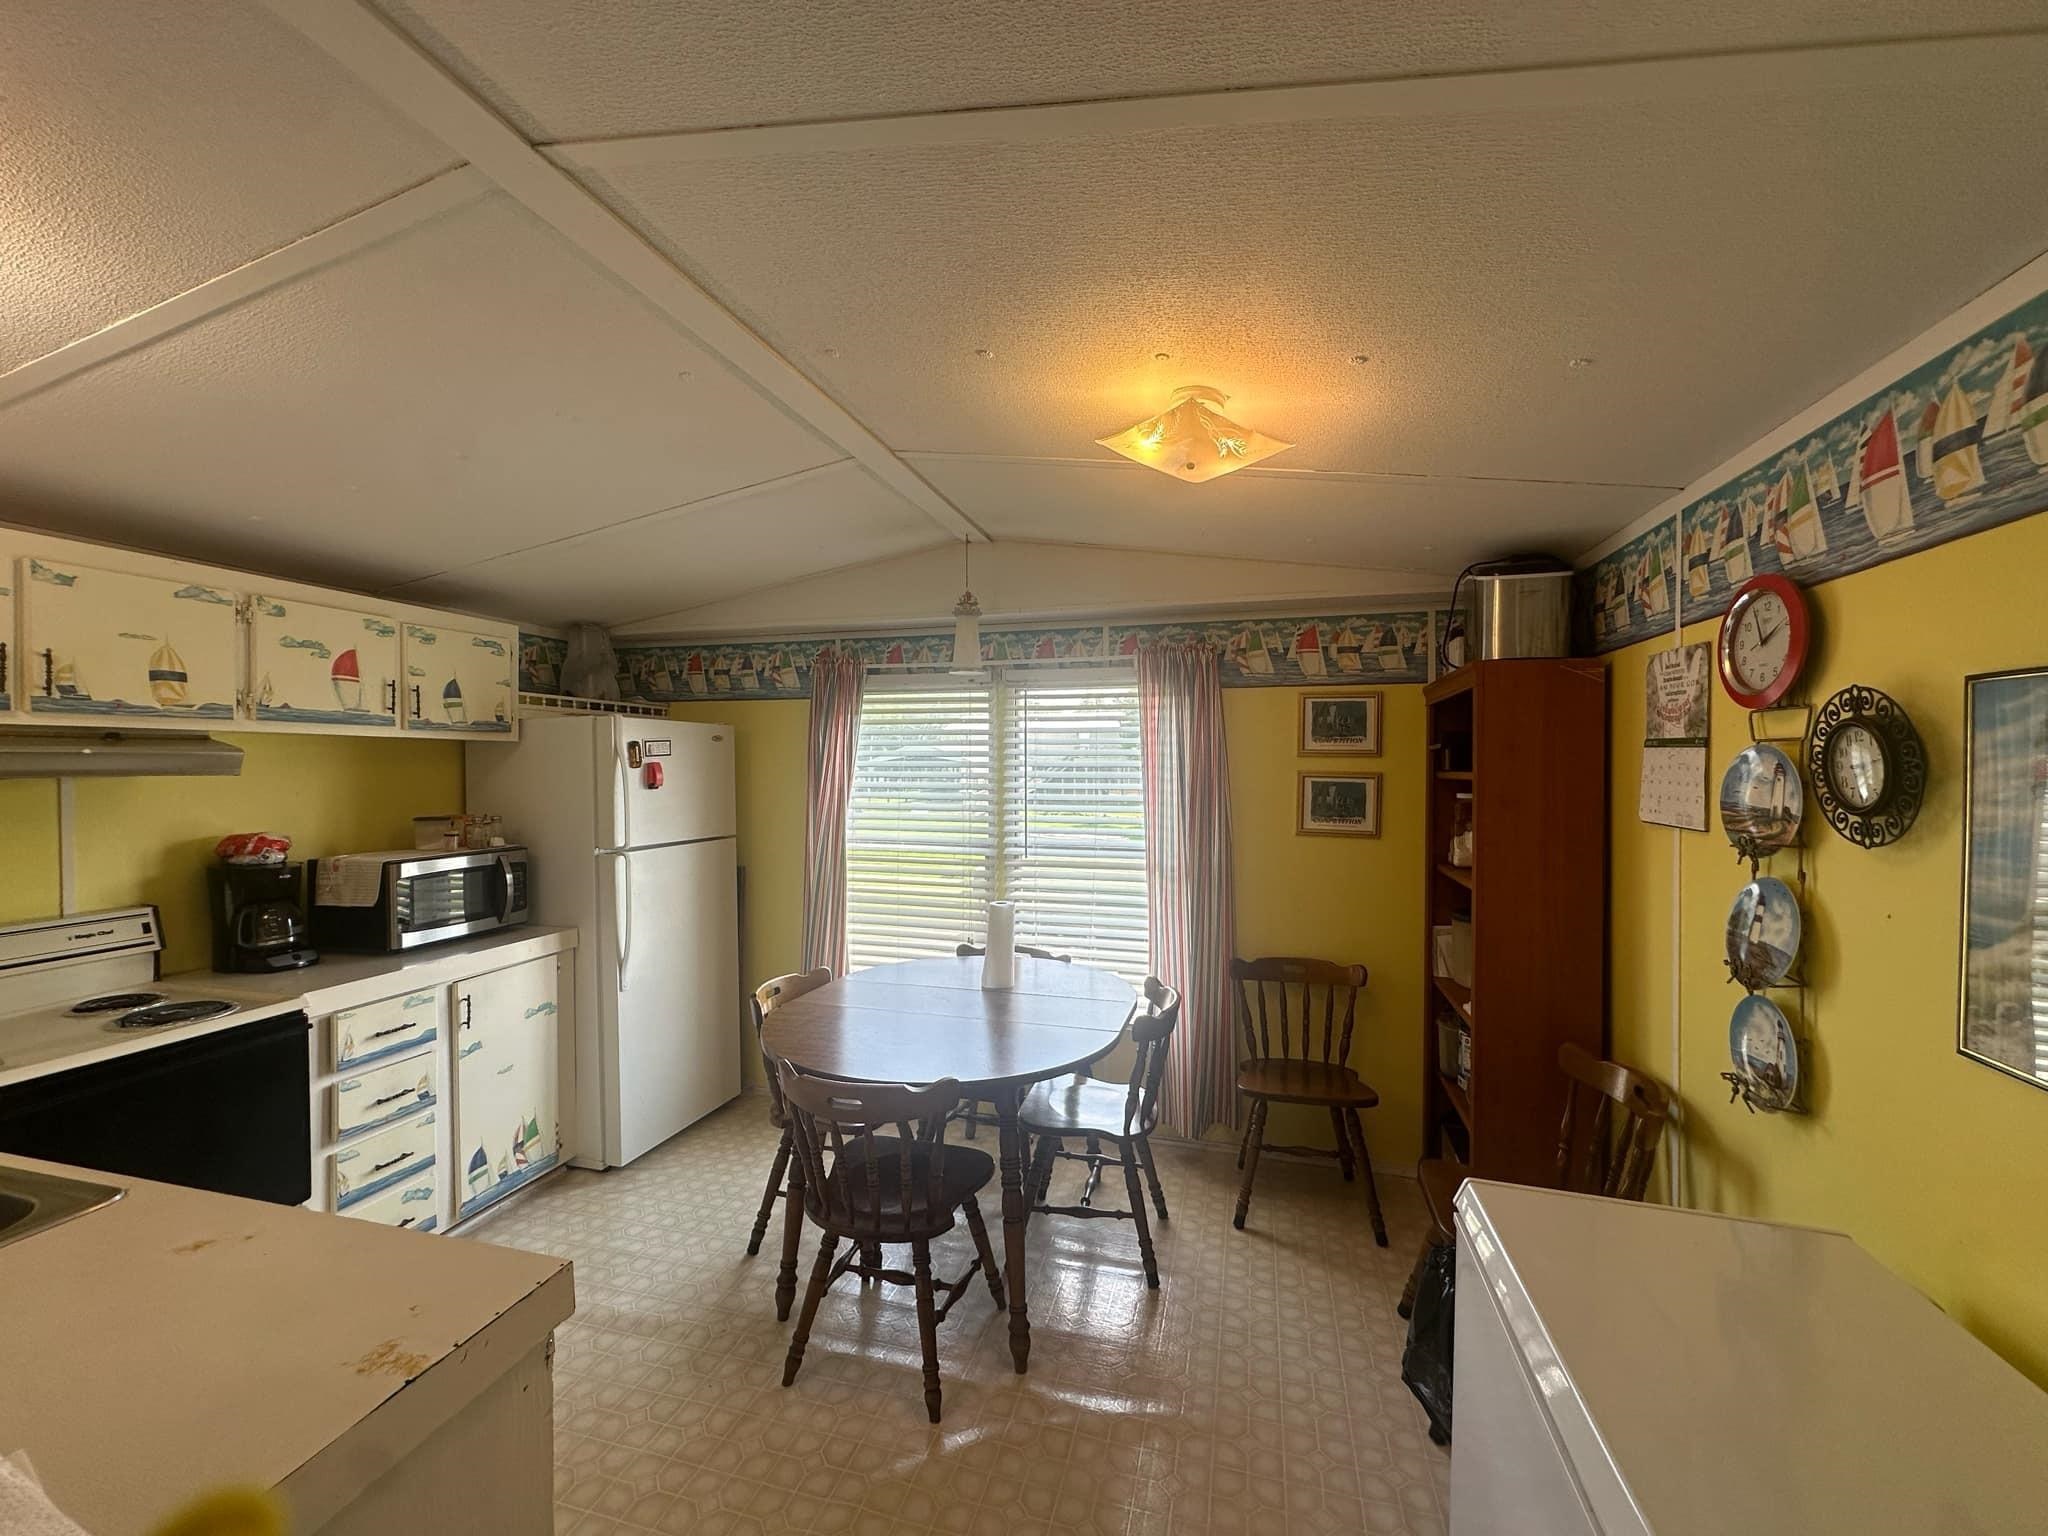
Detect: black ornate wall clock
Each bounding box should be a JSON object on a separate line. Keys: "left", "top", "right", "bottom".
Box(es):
{"left": 1806, "top": 685, "right": 1926, "bottom": 847}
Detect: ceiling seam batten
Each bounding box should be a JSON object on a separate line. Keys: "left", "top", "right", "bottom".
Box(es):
{"left": 255, "top": 0, "right": 984, "bottom": 545}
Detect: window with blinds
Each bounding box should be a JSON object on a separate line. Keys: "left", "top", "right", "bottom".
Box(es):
{"left": 844, "top": 675, "right": 1148, "bottom": 981}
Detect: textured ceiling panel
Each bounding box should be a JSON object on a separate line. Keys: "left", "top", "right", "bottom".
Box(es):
{"left": 0, "top": 0, "right": 457, "bottom": 374}
{"left": 385, "top": 464, "right": 946, "bottom": 626}
{"left": 0, "top": 194, "right": 838, "bottom": 593}
{"left": 908, "top": 458, "right": 1653, "bottom": 576}
{"left": 376, "top": 0, "right": 2048, "bottom": 140}
{"left": 587, "top": 36, "right": 2048, "bottom": 496}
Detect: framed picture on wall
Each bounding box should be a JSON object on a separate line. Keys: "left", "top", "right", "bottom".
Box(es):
{"left": 1298, "top": 771, "right": 1382, "bottom": 837}
{"left": 1300, "top": 690, "right": 1382, "bottom": 755}
{"left": 1959, "top": 666, "right": 2048, "bottom": 1093}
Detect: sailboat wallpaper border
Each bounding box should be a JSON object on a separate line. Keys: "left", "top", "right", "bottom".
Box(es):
{"left": 517, "top": 631, "right": 569, "bottom": 695}
{"left": 1582, "top": 282, "right": 2048, "bottom": 655}
{"left": 609, "top": 609, "right": 1438, "bottom": 702}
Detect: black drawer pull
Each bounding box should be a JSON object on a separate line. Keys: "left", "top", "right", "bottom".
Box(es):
{"left": 366, "top": 1087, "right": 417, "bottom": 1109}
{"left": 366, "top": 1022, "right": 418, "bottom": 1041}
{"left": 369, "top": 1151, "right": 415, "bottom": 1173}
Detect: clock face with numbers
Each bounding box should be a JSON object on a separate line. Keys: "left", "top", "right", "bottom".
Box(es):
{"left": 1717, "top": 574, "right": 1810, "bottom": 709}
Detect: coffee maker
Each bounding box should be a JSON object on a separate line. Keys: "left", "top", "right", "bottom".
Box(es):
{"left": 207, "top": 862, "right": 320, "bottom": 972}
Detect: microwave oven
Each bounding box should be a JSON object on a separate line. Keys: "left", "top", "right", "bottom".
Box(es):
{"left": 309, "top": 847, "right": 530, "bottom": 953}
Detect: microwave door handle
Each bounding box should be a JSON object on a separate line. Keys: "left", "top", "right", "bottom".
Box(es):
{"left": 495, "top": 855, "right": 515, "bottom": 920}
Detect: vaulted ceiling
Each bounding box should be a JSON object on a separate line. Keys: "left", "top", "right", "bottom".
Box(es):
{"left": 5, "top": 2, "right": 2047, "bottom": 630}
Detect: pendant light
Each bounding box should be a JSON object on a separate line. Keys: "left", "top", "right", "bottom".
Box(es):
{"left": 1096, "top": 384, "right": 1292, "bottom": 483}
{"left": 950, "top": 540, "right": 982, "bottom": 675}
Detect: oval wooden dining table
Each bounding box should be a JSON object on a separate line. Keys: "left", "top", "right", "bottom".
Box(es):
{"left": 760, "top": 953, "right": 1137, "bottom": 1374}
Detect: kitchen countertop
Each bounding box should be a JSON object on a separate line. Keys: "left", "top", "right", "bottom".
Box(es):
{"left": 186, "top": 923, "right": 579, "bottom": 1017}
{"left": 0, "top": 1154, "right": 573, "bottom": 1536}
{"left": 0, "top": 927, "right": 577, "bottom": 1091}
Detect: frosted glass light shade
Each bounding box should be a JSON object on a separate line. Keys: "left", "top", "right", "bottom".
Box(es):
{"left": 950, "top": 591, "right": 982, "bottom": 675}
{"left": 1096, "top": 384, "right": 1293, "bottom": 483}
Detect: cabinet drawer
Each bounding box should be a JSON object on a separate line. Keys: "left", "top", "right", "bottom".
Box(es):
{"left": 328, "top": 1108, "right": 437, "bottom": 1211}
{"left": 327, "top": 989, "right": 442, "bottom": 1072}
{"left": 335, "top": 1162, "right": 439, "bottom": 1232}
{"left": 331, "top": 1049, "right": 438, "bottom": 1141}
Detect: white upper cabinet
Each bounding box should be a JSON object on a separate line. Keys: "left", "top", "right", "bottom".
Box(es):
{"left": 19, "top": 557, "right": 239, "bottom": 723}
{"left": 247, "top": 593, "right": 401, "bottom": 731}
{"left": 403, "top": 621, "right": 515, "bottom": 736}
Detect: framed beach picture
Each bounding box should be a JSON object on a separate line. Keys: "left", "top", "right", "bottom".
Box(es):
{"left": 1298, "top": 771, "right": 1382, "bottom": 838}
{"left": 1300, "top": 690, "right": 1382, "bottom": 755}
{"left": 1959, "top": 667, "right": 2048, "bottom": 1092}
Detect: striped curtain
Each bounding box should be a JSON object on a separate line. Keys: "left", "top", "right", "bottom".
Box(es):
{"left": 801, "top": 647, "right": 865, "bottom": 975}
{"left": 1137, "top": 642, "right": 1237, "bottom": 1138}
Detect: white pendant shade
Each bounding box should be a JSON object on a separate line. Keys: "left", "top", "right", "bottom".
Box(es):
{"left": 1096, "top": 384, "right": 1293, "bottom": 483}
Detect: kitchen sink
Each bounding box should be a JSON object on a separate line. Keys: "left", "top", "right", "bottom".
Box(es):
{"left": 0, "top": 1165, "right": 124, "bottom": 1251}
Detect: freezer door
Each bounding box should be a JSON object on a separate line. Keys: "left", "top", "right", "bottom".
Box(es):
{"left": 597, "top": 837, "right": 742, "bottom": 1166}
{"left": 597, "top": 717, "right": 737, "bottom": 851}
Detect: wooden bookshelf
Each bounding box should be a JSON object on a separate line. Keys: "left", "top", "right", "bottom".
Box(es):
{"left": 1422, "top": 658, "right": 1607, "bottom": 1186}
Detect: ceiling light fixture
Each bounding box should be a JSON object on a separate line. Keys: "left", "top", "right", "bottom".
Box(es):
{"left": 950, "top": 540, "right": 982, "bottom": 676}
{"left": 1096, "top": 384, "right": 1292, "bottom": 483}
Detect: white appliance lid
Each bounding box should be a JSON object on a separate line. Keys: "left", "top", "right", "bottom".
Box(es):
{"left": 1455, "top": 1182, "right": 2048, "bottom": 1536}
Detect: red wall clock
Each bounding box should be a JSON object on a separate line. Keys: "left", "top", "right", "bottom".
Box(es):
{"left": 1716, "top": 574, "right": 1810, "bottom": 709}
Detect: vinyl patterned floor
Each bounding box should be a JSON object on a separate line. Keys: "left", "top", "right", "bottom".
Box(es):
{"left": 465, "top": 1097, "right": 1449, "bottom": 1536}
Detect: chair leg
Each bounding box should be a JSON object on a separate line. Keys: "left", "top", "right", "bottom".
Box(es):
{"left": 1344, "top": 1106, "right": 1389, "bottom": 1248}
{"left": 1233, "top": 1100, "right": 1268, "bottom": 1231}
{"left": 1397, "top": 1239, "right": 1433, "bottom": 1321}
{"left": 1119, "top": 1144, "right": 1160, "bottom": 1288}
{"left": 747, "top": 1127, "right": 792, "bottom": 1256}
{"left": 911, "top": 1238, "right": 943, "bottom": 1424}
{"left": 782, "top": 1231, "right": 838, "bottom": 1387}
{"left": 1235, "top": 1112, "right": 1254, "bottom": 1170}
{"left": 1029, "top": 1132, "right": 1060, "bottom": 1205}
{"left": 962, "top": 1195, "right": 1006, "bottom": 1311}
{"left": 964, "top": 1101, "right": 979, "bottom": 1140}
{"left": 1136, "top": 1134, "right": 1169, "bottom": 1221}
{"left": 775, "top": 1150, "right": 806, "bottom": 1321}
{"left": 1330, "top": 1108, "right": 1357, "bottom": 1182}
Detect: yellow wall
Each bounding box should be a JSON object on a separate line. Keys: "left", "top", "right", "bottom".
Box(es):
{"left": 0, "top": 735, "right": 464, "bottom": 974}
{"left": 675, "top": 687, "right": 1429, "bottom": 1162}
{"left": 1604, "top": 512, "right": 2048, "bottom": 1387}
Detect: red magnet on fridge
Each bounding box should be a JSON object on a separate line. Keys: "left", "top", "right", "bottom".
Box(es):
{"left": 644, "top": 761, "right": 664, "bottom": 789}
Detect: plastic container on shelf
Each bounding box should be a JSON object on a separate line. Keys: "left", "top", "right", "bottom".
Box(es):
{"left": 1449, "top": 792, "right": 1475, "bottom": 867}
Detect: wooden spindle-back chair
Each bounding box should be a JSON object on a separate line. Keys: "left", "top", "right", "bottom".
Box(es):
{"left": 744, "top": 968, "right": 832, "bottom": 1260}
{"left": 1021, "top": 978, "right": 1181, "bottom": 1286}
{"left": 776, "top": 1067, "right": 1006, "bottom": 1423}
{"left": 1229, "top": 957, "right": 1387, "bottom": 1244}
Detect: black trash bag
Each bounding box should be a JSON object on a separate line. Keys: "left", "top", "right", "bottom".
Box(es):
{"left": 1400, "top": 1241, "right": 1456, "bottom": 1445}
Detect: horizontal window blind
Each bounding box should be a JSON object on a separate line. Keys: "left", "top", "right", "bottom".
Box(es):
{"left": 844, "top": 675, "right": 1148, "bottom": 983}
{"left": 998, "top": 682, "right": 1149, "bottom": 980}
{"left": 845, "top": 688, "right": 995, "bottom": 969}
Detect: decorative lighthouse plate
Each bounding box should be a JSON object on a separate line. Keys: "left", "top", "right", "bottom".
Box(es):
{"left": 1727, "top": 995, "right": 1800, "bottom": 1112}
{"left": 1718, "top": 743, "right": 1803, "bottom": 857}
{"left": 1724, "top": 876, "right": 1802, "bottom": 989}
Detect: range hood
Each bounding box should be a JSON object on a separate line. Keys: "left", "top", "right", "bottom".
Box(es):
{"left": 0, "top": 728, "right": 244, "bottom": 779}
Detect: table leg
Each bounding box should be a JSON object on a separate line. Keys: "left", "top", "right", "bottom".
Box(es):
{"left": 995, "top": 1087, "right": 1032, "bottom": 1374}
{"left": 775, "top": 1146, "right": 805, "bottom": 1322}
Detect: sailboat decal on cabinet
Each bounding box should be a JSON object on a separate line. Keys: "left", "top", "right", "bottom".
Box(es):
{"left": 147, "top": 642, "right": 189, "bottom": 708}
{"left": 331, "top": 649, "right": 362, "bottom": 712}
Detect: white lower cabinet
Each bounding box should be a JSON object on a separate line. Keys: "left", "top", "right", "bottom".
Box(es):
{"left": 452, "top": 957, "right": 562, "bottom": 1223}
{"left": 308, "top": 950, "right": 568, "bottom": 1235}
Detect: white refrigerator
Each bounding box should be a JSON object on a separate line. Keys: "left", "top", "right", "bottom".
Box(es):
{"left": 468, "top": 715, "right": 742, "bottom": 1168}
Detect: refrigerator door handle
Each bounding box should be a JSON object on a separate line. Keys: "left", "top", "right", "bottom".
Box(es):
{"left": 612, "top": 744, "right": 630, "bottom": 852}
{"left": 615, "top": 852, "right": 633, "bottom": 991}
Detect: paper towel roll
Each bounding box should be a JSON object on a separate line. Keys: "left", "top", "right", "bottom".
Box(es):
{"left": 981, "top": 901, "right": 1017, "bottom": 989}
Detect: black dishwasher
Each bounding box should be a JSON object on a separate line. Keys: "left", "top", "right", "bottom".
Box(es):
{"left": 0, "top": 1013, "right": 311, "bottom": 1206}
